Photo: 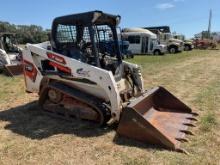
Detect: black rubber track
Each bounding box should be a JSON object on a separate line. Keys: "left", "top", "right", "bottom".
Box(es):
{"left": 39, "top": 81, "right": 111, "bottom": 126}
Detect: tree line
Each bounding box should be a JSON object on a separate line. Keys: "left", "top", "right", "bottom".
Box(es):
{"left": 0, "top": 21, "right": 50, "bottom": 44}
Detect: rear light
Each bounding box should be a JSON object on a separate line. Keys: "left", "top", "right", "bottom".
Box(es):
{"left": 47, "top": 52, "right": 66, "bottom": 64}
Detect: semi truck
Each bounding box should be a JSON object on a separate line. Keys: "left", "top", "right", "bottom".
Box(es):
{"left": 173, "top": 34, "right": 194, "bottom": 51}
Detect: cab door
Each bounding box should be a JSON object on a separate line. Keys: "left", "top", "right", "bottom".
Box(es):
{"left": 149, "top": 38, "right": 154, "bottom": 53}
{"left": 141, "top": 36, "right": 149, "bottom": 54}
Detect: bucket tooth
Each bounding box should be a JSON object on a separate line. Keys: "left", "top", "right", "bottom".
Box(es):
{"left": 186, "top": 117, "right": 198, "bottom": 121}
{"left": 191, "top": 112, "right": 199, "bottom": 116}
{"left": 117, "top": 86, "right": 196, "bottom": 152}
{"left": 175, "top": 137, "right": 189, "bottom": 142}
{"left": 183, "top": 123, "right": 196, "bottom": 127}
{"left": 180, "top": 130, "right": 194, "bottom": 136}
{"left": 176, "top": 148, "right": 189, "bottom": 155}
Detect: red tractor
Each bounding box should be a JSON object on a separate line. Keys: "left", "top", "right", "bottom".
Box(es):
{"left": 193, "top": 39, "right": 217, "bottom": 49}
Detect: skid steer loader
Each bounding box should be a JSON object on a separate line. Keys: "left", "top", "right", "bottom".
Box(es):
{"left": 0, "top": 33, "right": 23, "bottom": 76}
{"left": 22, "top": 11, "right": 197, "bottom": 153}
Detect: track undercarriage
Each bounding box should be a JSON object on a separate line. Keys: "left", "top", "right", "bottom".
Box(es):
{"left": 39, "top": 81, "right": 111, "bottom": 126}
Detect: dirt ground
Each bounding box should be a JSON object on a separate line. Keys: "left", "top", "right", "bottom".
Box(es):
{"left": 0, "top": 49, "right": 220, "bottom": 165}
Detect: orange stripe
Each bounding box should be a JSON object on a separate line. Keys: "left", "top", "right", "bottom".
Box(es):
{"left": 49, "top": 61, "right": 71, "bottom": 74}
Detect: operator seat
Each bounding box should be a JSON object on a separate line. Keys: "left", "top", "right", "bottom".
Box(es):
{"left": 55, "top": 43, "right": 87, "bottom": 62}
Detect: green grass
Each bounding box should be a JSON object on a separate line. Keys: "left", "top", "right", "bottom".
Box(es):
{"left": 194, "top": 80, "right": 220, "bottom": 132}
{"left": 0, "top": 75, "right": 26, "bottom": 104}
{"left": 126, "top": 49, "right": 208, "bottom": 66}
{"left": 200, "top": 113, "right": 217, "bottom": 131}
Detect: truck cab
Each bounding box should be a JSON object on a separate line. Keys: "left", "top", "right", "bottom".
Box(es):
{"left": 121, "top": 28, "right": 166, "bottom": 55}
{"left": 173, "top": 34, "right": 194, "bottom": 51}
{"left": 159, "top": 32, "right": 184, "bottom": 53}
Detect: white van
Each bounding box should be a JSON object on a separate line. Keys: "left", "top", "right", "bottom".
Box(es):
{"left": 122, "top": 28, "right": 166, "bottom": 55}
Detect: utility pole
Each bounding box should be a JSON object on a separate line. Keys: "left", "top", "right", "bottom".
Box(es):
{"left": 208, "top": 9, "right": 212, "bottom": 39}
